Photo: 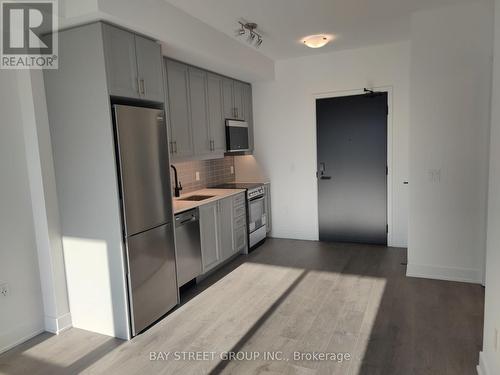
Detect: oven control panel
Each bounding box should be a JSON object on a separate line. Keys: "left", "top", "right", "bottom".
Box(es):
{"left": 247, "top": 186, "right": 265, "bottom": 199}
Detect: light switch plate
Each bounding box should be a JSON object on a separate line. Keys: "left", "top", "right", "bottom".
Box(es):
{"left": 230, "top": 166, "right": 234, "bottom": 174}
{"left": 195, "top": 171, "right": 200, "bottom": 181}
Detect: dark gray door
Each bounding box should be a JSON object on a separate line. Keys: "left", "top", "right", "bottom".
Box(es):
{"left": 316, "top": 93, "right": 388, "bottom": 244}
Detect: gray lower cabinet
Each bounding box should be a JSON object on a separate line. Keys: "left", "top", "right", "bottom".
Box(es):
{"left": 102, "top": 23, "right": 163, "bottom": 102}
{"left": 188, "top": 67, "right": 211, "bottom": 157}
{"left": 200, "top": 194, "right": 247, "bottom": 273}
{"left": 165, "top": 59, "right": 194, "bottom": 158}
{"left": 199, "top": 202, "right": 220, "bottom": 272}
{"left": 219, "top": 197, "right": 235, "bottom": 261}
{"left": 264, "top": 183, "right": 272, "bottom": 234}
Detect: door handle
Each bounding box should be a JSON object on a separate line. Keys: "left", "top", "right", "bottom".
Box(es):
{"left": 318, "top": 162, "right": 331, "bottom": 179}
{"left": 320, "top": 176, "right": 332, "bottom": 180}
{"left": 139, "top": 78, "right": 145, "bottom": 95}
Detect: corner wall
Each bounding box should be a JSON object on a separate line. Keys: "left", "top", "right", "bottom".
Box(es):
{"left": 480, "top": 0, "right": 500, "bottom": 372}
{"left": 0, "top": 71, "right": 45, "bottom": 353}
{"left": 407, "top": 2, "right": 493, "bottom": 284}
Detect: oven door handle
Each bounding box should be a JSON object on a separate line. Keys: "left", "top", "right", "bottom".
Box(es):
{"left": 249, "top": 196, "right": 265, "bottom": 202}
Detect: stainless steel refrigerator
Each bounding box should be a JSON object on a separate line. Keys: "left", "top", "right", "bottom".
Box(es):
{"left": 113, "top": 104, "right": 178, "bottom": 336}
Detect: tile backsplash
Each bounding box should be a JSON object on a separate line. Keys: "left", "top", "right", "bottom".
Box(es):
{"left": 171, "top": 156, "right": 235, "bottom": 194}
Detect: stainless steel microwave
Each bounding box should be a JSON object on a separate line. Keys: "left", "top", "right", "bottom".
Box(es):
{"left": 226, "top": 120, "right": 249, "bottom": 152}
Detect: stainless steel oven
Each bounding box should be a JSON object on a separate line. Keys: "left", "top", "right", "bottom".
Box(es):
{"left": 247, "top": 185, "right": 267, "bottom": 248}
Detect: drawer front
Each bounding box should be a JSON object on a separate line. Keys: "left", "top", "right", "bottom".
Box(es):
{"left": 234, "top": 215, "right": 246, "bottom": 229}
{"left": 234, "top": 226, "right": 247, "bottom": 251}
{"left": 234, "top": 204, "right": 246, "bottom": 219}
{"left": 233, "top": 193, "right": 245, "bottom": 206}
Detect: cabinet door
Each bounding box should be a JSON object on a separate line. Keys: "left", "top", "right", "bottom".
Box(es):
{"left": 165, "top": 59, "right": 193, "bottom": 158}
{"left": 199, "top": 202, "right": 220, "bottom": 272}
{"left": 188, "top": 67, "right": 211, "bottom": 157}
{"left": 102, "top": 24, "right": 139, "bottom": 99}
{"left": 243, "top": 83, "right": 254, "bottom": 152}
{"left": 222, "top": 77, "right": 234, "bottom": 119}
{"left": 135, "top": 35, "right": 164, "bottom": 102}
{"left": 264, "top": 183, "right": 272, "bottom": 233}
{"left": 219, "top": 197, "right": 234, "bottom": 261}
{"left": 206, "top": 74, "right": 226, "bottom": 153}
{"left": 233, "top": 81, "right": 244, "bottom": 120}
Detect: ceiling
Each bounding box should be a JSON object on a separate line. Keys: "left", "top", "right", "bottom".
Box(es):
{"left": 164, "top": 0, "right": 486, "bottom": 60}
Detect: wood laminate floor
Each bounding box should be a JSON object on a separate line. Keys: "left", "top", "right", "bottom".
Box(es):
{"left": 0, "top": 239, "right": 484, "bottom": 375}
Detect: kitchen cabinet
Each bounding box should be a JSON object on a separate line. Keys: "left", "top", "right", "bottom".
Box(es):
{"left": 242, "top": 83, "right": 254, "bottom": 151}
{"left": 233, "top": 81, "right": 244, "bottom": 120}
{"left": 222, "top": 77, "right": 234, "bottom": 119}
{"left": 199, "top": 202, "right": 220, "bottom": 272}
{"left": 219, "top": 197, "right": 235, "bottom": 261}
{"left": 206, "top": 73, "right": 226, "bottom": 153}
{"left": 188, "top": 67, "right": 211, "bottom": 157}
{"left": 164, "top": 58, "right": 255, "bottom": 159}
{"left": 264, "top": 183, "right": 272, "bottom": 234}
{"left": 134, "top": 35, "right": 164, "bottom": 102}
{"left": 102, "top": 24, "right": 163, "bottom": 102}
{"left": 199, "top": 194, "right": 247, "bottom": 273}
{"left": 165, "top": 59, "right": 194, "bottom": 158}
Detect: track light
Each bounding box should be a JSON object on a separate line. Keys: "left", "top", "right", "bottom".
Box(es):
{"left": 237, "top": 21, "right": 263, "bottom": 48}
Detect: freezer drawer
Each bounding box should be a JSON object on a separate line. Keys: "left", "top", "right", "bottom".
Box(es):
{"left": 126, "top": 223, "right": 178, "bottom": 336}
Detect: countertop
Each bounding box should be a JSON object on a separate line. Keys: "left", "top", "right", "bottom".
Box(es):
{"left": 173, "top": 188, "right": 246, "bottom": 215}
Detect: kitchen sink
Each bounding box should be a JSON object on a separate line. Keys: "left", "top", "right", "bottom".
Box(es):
{"left": 179, "top": 195, "right": 215, "bottom": 202}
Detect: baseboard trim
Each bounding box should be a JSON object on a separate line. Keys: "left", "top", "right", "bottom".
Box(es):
{"left": 406, "top": 263, "right": 482, "bottom": 284}
{"left": 44, "top": 312, "right": 72, "bottom": 334}
{"left": 0, "top": 327, "right": 45, "bottom": 355}
{"left": 477, "top": 351, "right": 491, "bottom": 375}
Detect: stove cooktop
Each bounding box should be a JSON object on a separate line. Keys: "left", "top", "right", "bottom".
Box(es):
{"left": 213, "top": 182, "right": 263, "bottom": 190}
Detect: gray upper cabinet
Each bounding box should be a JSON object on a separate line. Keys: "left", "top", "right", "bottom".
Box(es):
{"left": 222, "top": 77, "right": 234, "bottom": 119}
{"left": 102, "top": 24, "right": 164, "bottom": 102}
{"left": 206, "top": 74, "right": 226, "bottom": 153}
{"left": 135, "top": 35, "right": 164, "bottom": 102}
{"left": 102, "top": 24, "right": 138, "bottom": 99}
{"left": 165, "top": 59, "right": 193, "bottom": 158}
{"left": 163, "top": 58, "right": 254, "bottom": 159}
{"left": 233, "top": 81, "right": 244, "bottom": 120}
{"left": 243, "top": 83, "right": 254, "bottom": 151}
{"left": 188, "top": 67, "right": 211, "bottom": 157}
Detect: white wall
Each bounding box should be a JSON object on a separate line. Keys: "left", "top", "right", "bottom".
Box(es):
{"left": 249, "top": 42, "right": 410, "bottom": 246}
{"left": 0, "top": 71, "right": 45, "bottom": 353}
{"left": 480, "top": 0, "right": 500, "bottom": 373}
{"left": 407, "top": 2, "right": 493, "bottom": 284}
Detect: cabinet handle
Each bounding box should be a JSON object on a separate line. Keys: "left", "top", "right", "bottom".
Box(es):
{"left": 235, "top": 108, "right": 238, "bottom": 118}
{"left": 139, "top": 78, "right": 146, "bottom": 95}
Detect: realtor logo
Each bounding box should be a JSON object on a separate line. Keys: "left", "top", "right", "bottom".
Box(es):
{"left": 1, "top": 0, "right": 58, "bottom": 69}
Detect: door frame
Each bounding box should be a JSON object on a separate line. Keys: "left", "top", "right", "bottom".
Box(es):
{"left": 313, "top": 86, "right": 394, "bottom": 246}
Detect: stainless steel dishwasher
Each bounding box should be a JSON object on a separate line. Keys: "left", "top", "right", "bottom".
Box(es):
{"left": 174, "top": 209, "right": 202, "bottom": 287}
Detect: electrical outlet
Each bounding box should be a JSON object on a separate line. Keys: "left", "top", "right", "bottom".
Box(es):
{"left": 230, "top": 166, "right": 234, "bottom": 175}
{"left": 195, "top": 171, "right": 200, "bottom": 181}
{"left": 0, "top": 283, "right": 9, "bottom": 297}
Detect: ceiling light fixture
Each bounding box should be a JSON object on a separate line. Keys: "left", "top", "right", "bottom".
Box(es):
{"left": 236, "top": 21, "right": 263, "bottom": 48}
{"left": 302, "top": 34, "right": 332, "bottom": 49}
